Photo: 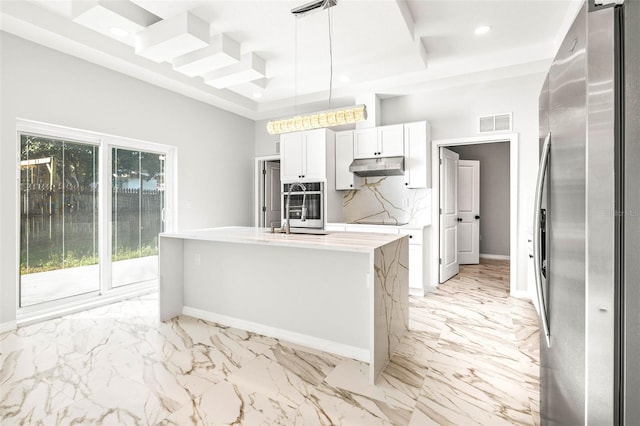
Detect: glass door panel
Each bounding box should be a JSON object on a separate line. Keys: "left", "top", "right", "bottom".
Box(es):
{"left": 112, "top": 148, "right": 165, "bottom": 288}
{"left": 19, "top": 135, "right": 99, "bottom": 307}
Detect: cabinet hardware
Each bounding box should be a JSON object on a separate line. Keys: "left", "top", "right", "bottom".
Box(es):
{"left": 457, "top": 218, "right": 463, "bottom": 222}
{"left": 475, "top": 215, "right": 480, "bottom": 219}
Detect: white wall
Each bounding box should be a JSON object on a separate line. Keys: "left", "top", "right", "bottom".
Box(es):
{"left": 381, "top": 73, "right": 545, "bottom": 292}
{"left": 255, "top": 118, "right": 280, "bottom": 157}
{"left": 0, "top": 32, "right": 255, "bottom": 325}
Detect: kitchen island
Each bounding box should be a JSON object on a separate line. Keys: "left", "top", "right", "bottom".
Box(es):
{"left": 159, "top": 226, "right": 408, "bottom": 384}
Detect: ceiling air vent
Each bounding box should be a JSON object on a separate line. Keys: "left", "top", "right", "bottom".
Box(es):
{"left": 478, "top": 113, "right": 512, "bottom": 133}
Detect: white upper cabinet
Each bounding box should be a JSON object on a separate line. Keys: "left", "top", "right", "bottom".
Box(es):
{"left": 403, "top": 121, "right": 431, "bottom": 188}
{"left": 280, "top": 129, "right": 328, "bottom": 182}
{"left": 335, "top": 130, "right": 360, "bottom": 190}
{"left": 353, "top": 128, "right": 378, "bottom": 159}
{"left": 280, "top": 132, "right": 304, "bottom": 181}
{"left": 353, "top": 124, "right": 404, "bottom": 159}
{"left": 377, "top": 124, "right": 405, "bottom": 157}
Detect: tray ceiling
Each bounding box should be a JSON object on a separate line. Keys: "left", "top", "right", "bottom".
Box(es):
{"left": 0, "top": 0, "right": 582, "bottom": 120}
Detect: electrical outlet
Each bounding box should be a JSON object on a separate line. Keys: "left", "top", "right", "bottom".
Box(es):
{"left": 194, "top": 254, "right": 201, "bottom": 265}
{"left": 402, "top": 198, "right": 409, "bottom": 207}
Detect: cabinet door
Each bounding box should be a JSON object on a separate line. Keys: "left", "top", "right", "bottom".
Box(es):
{"left": 280, "top": 132, "right": 304, "bottom": 182}
{"left": 377, "top": 124, "right": 404, "bottom": 157}
{"left": 335, "top": 131, "right": 357, "bottom": 190}
{"left": 353, "top": 128, "right": 378, "bottom": 159}
{"left": 409, "top": 244, "right": 423, "bottom": 292}
{"left": 303, "top": 129, "right": 326, "bottom": 180}
{"left": 404, "top": 121, "right": 429, "bottom": 188}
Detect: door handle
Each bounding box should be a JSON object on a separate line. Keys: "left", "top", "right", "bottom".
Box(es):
{"left": 533, "top": 132, "right": 552, "bottom": 348}
{"left": 475, "top": 215, "right": 480, "bottom": 220}
{"left": 457, "top": 218, "right": 462, "bottom": 222}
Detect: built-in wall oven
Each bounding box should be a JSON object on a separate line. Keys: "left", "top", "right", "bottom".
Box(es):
{"left": 282, "top": 182, "right": 324, "bottom": 229}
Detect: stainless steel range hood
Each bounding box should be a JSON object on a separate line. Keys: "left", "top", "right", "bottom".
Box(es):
{"left": 348, "top": 156, "right": 404, "bottom": 177}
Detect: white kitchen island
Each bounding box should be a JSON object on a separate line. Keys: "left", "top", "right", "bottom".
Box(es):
{"left": 159, "top": 226, "right": 408, "bottom": 384}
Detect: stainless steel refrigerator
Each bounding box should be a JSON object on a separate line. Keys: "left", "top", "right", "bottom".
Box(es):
{"left": 534, "top": 0, "right": 639, "bottom": 424}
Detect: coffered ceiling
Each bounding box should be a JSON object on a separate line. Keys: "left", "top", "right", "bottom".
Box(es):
{"left": 0, "top": 0, "right": 582, "bottom": 120}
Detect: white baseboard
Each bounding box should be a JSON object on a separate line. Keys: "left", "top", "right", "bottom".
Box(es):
{"left": 480, "top": 253, "right": 511, "bottom": 260}
{"left": 0, "top": 321, "right": 17, "bottom": 333}
{"left": 409, "top": 287, "right": 426, "bottom": 297}
{"left": 183, "top": 306, "right": 370, "bottom": 363}
{"left": 511, "top": 289, "right": 533, "bottom": 300}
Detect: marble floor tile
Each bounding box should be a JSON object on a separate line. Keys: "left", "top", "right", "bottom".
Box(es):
{"left": 41, "top": 376, "right": 177, "bottom": 425}
{"left": 324, "top": 356, "right": 426, "bottom": 412}
{"left": 0, "top": 259, "right": 540, "bottom": 425}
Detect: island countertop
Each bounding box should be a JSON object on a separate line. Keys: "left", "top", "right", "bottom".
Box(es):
{"left": 160, "top": 226, "right": 405, "bottom": 253}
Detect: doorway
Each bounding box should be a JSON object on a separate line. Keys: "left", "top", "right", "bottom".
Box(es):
{"left": 254, "top": 156, "right": 281, "bottom": 228}
{"left": 431, "top": 134, "right": 519, "bottom": 296}
{"left": 17, "top": 119, "right": 176, "bottom": 316}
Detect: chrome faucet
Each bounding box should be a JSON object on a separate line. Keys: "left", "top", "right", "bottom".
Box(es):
{"left": 284, "top": 182, "right": 306, "bottom": 234}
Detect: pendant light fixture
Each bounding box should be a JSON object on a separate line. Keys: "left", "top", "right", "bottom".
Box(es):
{"left": 266, "top": 0, "right": 367, "bottom": 135}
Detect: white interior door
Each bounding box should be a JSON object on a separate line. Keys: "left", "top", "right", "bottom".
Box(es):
{"left": 458, "top": 160, "right": 480, "bottom": 264}
{"left": 439, "top": 147, "right": 460, "bottom": 283}
{"left": 264, "top": 160, "right": 281, "bottom": 228}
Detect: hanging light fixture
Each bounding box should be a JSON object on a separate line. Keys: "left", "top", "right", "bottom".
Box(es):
{"left": 267, "top": 104, "right": 366, "bottom": 134}
{"left": 266, "top": 0, "right": 367, "bottom": 135}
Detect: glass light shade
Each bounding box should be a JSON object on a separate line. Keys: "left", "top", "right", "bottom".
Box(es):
{"left": 266, "top": 104, "right": 368, "bottom": 134}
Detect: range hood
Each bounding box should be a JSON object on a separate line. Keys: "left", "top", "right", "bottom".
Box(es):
{"left": 349, "top": 156, "right": 404, "bottom": 177}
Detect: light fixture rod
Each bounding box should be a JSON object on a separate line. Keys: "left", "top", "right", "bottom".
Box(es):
{"left": 291, "top": 0, "right": 337, "bottom": 15}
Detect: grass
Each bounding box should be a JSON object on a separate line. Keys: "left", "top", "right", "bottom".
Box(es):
{"left": 21, "top": 245, "right": 158, "bottom": 275}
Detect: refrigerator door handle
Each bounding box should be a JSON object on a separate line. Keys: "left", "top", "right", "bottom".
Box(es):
{"left": 534, "top": 132, "right": 552, "bottom": 348}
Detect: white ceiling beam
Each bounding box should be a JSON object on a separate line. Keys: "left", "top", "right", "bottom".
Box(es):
{"left": 172, "top": 34, "right": 241, "bottom": 77}
{"left": 135, "top": 11, "right": 209, "bottom": 63}
{"left": 204, "top": 53, "right": 266, "bottom": 89}
{"left": 394, "top": 0, "right": 416, "bottom": 40}
{"left": 418, "top": 38, "right": 428, "bottom": 69}
{"left": 71, "top": 0, "right": 161, "bottom": 47}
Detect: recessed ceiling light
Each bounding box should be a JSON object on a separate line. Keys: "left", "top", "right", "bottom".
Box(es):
{"left": 252, "top": 92, "right": 263, "bottom": 99}
{"left": 339, "top": 74, "right": 351, "bottom": 83}
{"left": 109, "top": 27, "right": 129, "bottom": 38}
{"left": 474, "top": 25, "right": 492, "bottom": 35}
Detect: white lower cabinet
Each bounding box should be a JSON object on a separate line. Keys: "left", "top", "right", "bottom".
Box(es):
{"left": 337, "top": 223, "right": 431, "bottom": 295}
{"left": 400, "top": 226, "right": 430, "bottom": 296}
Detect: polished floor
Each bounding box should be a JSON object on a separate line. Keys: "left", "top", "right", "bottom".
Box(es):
{"left": 0, "top": 259, "right": 539, "bottom": 425}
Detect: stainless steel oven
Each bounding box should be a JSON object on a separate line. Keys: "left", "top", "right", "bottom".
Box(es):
{"left": 282, "top": 182, "right": 324, "bottom": 229}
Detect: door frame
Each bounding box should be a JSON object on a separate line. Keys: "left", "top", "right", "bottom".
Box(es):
{"left": 431, "top": 133, "right": 519, "bottom": 297}
{"left": 15, "top": 118, "right": 177, "bottom": 323}
{"left": 254, "top": 155, "right": 280, "bottom": 227}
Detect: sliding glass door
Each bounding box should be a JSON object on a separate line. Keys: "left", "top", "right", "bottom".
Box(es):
{"left": 111, "top": 148, "right": 165, "bottom": 288}
{"left": 18, "top": 122, "right": 174, "bottom": 312}
{"left": 20, "top": 134, "right": 100, "bottom": 307}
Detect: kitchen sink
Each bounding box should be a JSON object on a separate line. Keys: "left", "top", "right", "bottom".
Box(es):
{"left": 269, "top": 227, "right": 330, "bottom": 235}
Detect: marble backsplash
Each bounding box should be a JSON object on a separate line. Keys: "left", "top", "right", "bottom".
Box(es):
{"left": 342, "top": 176, "right": 431, "bottom": 225}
